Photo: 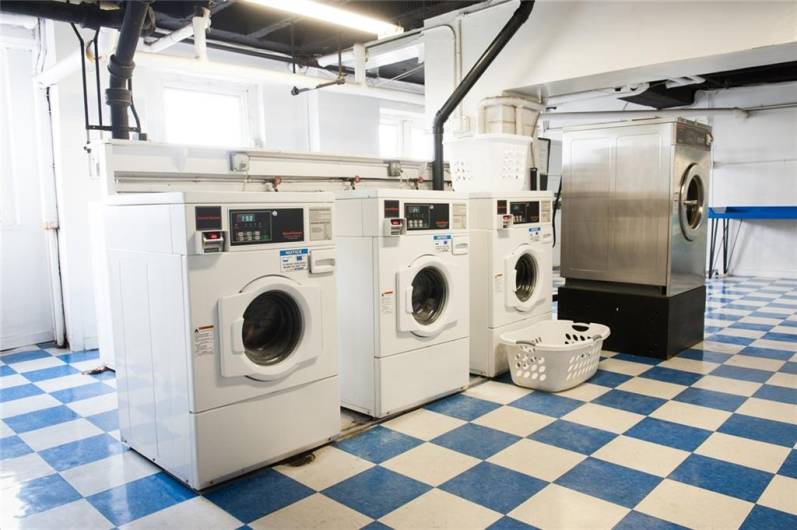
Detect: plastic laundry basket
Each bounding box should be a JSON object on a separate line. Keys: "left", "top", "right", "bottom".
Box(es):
{"left": 499, "top": 320, "right": 611, "bottom": 392}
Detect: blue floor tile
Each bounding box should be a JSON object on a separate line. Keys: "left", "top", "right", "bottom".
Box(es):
{"left": 709, "top": 334, "right": 755, "bottom": 346}
{"left": 529, "top": 420, "right": 615, "bottom": 455}
{"left": 719, "top": 414, "right": 797, "bottom": 447}
{"left": 730, "top": 322, "right": 774, "bottom": 332}
{"left": 704, "top": 326, "right": 724, "bottom": 335}
{"left": 336, "top": 425, "right": 422, "bottom": 464}
{"left": 762, "top": 332, "right": 797, "bottom": 344}
{"left": 58, "top": 349, "right": 100, "bottom": 364}
{"left": 588, "top": 369, "right": 633, "bottom": 388}
{"left": 205, "top": 468, "right": 311, "bottom": 523}
{"left": 723, "top": 304, "right": 764, "bottom": 312}
{"left": 739, "top": 346, "right": 793, "bottom": 361}
{"left": 641, "top": 366, "right": 703, "bottom": 386}
{"left": 39, "top": 433, "right": 127, "bottom": 471}
{"left": 782, "top": 362, "right": 797, "bottom": 374}
{"left": 592, "top": 389, "right": 665, "bottom": 416}
{"left": 425, "top": 393, "right": 501, "bottom": 421}
{"left": 677, "top": 349, "right": 732, "bottom": 364}
{"left": 433, "top": 423, "right": 519, "bottom": 460}
{"left": 778, "top": 450, "right": 797, "bottom": 479}
{"left": 441, "top": 462, "right": 547, "bottom": 514}
{"left": 625, "top": 417, "right": 711, "bottom": 452}
{"left": 0, "top": 383, "right": 44, "bottom": 403}
{"left": 0, "top": 435, "right": 33, "bottom": 459}
{"left": 0, "top": 364, "right": 15, "bottom": 376}
{"left": 323, "top": 466, "right": 429, "bottom": 520}
{"left": 1, "top": 350, "right": 51, "bottom": 364}
{"left": 2, "top": 473, "right": 81, "bottom": 518}
{"left": 509, "top": 392, "right": 583, "bottom": 418}
{"left": 673, "top": 387, "right": 746, "bottom": 412}
{"left": 4, "top": 405, "right": 80, "bottom": 433}
{"left": 751, "top": 311, "right": 792, "bottom": 320}
{"left": 88, "top": 472, "right": 195, "bottom": 526}
{"left": 711, "top": 365, "right": 774, "bottom": 383}
{"left": 36, "top": 341, "right": 57, "bottom": 348}
{"left": 487, "top": 516, "right": 539, "bottom": 530}
{"left": 781, "top": 320, "right": 797, "bottom": 328}
{"left": 741, "top": 505, "right": 797, "bottom": 530}
{"left": 86, "top": 409, "right": 119, "bottom": 432}
{"left": 361, "top": 522, "right": 391, "bottom": 530}
{"left": 556, "top": 458, "right": 660, "bottom": 508}
{"left": 669, "top": 454, "right": 772, "bottom": 502}
{"left": 705, "top": 311, "right": 742, "bottom": 322}
{"left": 615, "top": 511, "right": 688, "bottom": 530}
{"left": 754, "top": 384, "right": 797, "bottom": 405}
{"left": 22, "top": 364, "right": 77, "bottom": 383}
{"left": 51, "top": 382, "right": 115, "bottom": 404}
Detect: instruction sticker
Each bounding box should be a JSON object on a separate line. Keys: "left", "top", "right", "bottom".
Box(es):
{"left": 280, "top": 248, "right": 309, "bottom": 272}
{"left": 381, "top": 290, "right": 395, "bottom": 315}
{"left": 433, "top": 234, "right": 452, "bottom": 252}
{"left": 528, "top": 227, "right": 542, "bottom": 241}
{"left": 193, "top": 325, "right": 215, "bottom": 356}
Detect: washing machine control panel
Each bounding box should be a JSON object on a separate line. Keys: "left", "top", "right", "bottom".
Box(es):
{"left": 229, "top": 208, "right": 304, "bottom": 245}
{"left": 404, "top": 202, "right": 450, "bottom": 231}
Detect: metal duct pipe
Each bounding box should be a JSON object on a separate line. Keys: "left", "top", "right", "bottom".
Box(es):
{"left": 431, "top": 0, "right": 535, "bottom": 190}
{"left": 0, "top": 0, "right": 123, "bottom": 29}
{"left": 106, "top": 1, "right": 151, "bottom": 140}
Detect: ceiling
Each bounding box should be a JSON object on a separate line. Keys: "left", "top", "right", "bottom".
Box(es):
{"left": 151, "top": 0, "right": 481, "bottom": 84}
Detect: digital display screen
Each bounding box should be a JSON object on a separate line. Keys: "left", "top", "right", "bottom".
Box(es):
{"left": 237, "top": 213, "right": 256, "bottom": 223}
{"left": 229, "top": 208, "right": 304, "bottom": 246}
{"left": 405, "top": 202, "right": 450, "bottom": 231}
{"left": 510, "top": 201, "right": 540, "bottom": 224}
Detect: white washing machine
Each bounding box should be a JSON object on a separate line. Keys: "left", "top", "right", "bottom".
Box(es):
{"left": 469, "top": 191, "right": 553, "bottom": 377}
{"left": 104, "top": 191, "right": 339, "bottom": 490}
{"left": 336, "top": 189, "right": 470, "bottom": 418}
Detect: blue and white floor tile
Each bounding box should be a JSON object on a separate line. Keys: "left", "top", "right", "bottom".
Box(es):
{"left": 2, "top": 277, "right": 797, "bottom": 529}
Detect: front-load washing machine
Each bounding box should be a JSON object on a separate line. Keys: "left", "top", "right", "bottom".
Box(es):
{"left": 336, "top": 189, "right": 470, "bottom": 418}
{"left": 104, "top": 191, "right": 339, "bottom": 490}
{"left": 469, "top": 192, "right": 554, "bottom": 377}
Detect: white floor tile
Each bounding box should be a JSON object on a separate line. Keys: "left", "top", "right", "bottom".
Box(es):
{"left": 740, "top": 316, "right": 781, "bottom": 326}
{"left": 563, "top": 403, "right": 644, "bottom": 434}
{"left": 464, "top": 380, "right": 531, "bottom": 404}
{"left": 592, "top": 436, "right": 689, "bottom": 477}
{"left": 695, "top": 340, "right": 744, "bottom": 355}
{"left": 0, "top": 452, "right": 55, "bottom": 489}
{"left": 14, "top": 499, "right": 113, "bottom": 530}
{"left": 122, "top": 496, "right": 241, "bottom": 530}
{"left": 19, "top": 418, "right": 103, "bottom": 451}
{"left": 598, "top": 358, "right": 650, "bottom": 377}
{"left": 0, "top": 394, "right": 61, "bottom": 419}
{"left": 768, "top": 372, "right": 797, "bottom": 389}
{"left": 60, "top": 450, "right": 159, "bottom": 497}
{"left": 488, "top": 439, "right": 585, "bottom": 482}
{"left": 509, "top": 484, "right": 629, "bottom": 530}
{"left": 692, "top": 375, "right": 762, "bottom": 397}
{"left": 65, "top": 392, "right": 117, "bottom": 417}
{"left": 472, "top": 406, "right": 555, "bottom": 437}
{"left": 0, "top": 419, "right": 13, "bottom": 437}
{"left": 649, "top": 401, "right": 731, "bottom": 431}
{"left": 636, "top": 479, "right": 753, "bottom": 529}
{"left": 381, "top": 489, "right": 501, "bottom": 530}
{"left": 34, "top": 374, "right": 98, "bottom": 393}
{"left": 382, "top": 442, "right": 479, "bottom": 486}
{"left": 382, "top": 408, "right": 465, "bottom": 441}
{"left": 695, "top": 432, "right": 790, "bottom": 473}
{"left": 250, "top": 493, "right": 370, "bottom": 530}
{"left": 757, "top": 475, "right": 797, "bottom": 516}
{"left": 771, "top": 325, "right": 797, "bottom": 336}
{"left": 724, "top": 355, "right": 784, "bottom": 372}
{"left": 658, "top": 357, "right": 720, "bottom": 375}
{"left": 736, "top": 397, "right": 797, "bottom": 424}
{"left": 720, "top": 328, "right": 766, "bottom": 339}
{"left": 10, "top": 357, "right": 64, "bottom": 374}
{"left": 617, "top": 377, "right": 687, "bottom": 400}
{"left": 0, "top": 374, "right": 29, "bottom": 390}
{"left": 274, "top": 445, "right": 373, "bottom": 491}
{"left": 555, "top": 383, "right": 611, "bottom": 402}
{"left": 752, "top": 339, "right": 797, "bottom": 352}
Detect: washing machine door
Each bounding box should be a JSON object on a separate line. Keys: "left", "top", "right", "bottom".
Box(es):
{"left": 678, "top": 163, "right": 707, "bottom": 241}
{"left": 396, "top": 256, "right": 459, "bottom": 337}
{"left": 218, "top": 276, "right": 322, "bottom": 380}
{"left": 504, "top": 244, "right": 545, "bottom": 312}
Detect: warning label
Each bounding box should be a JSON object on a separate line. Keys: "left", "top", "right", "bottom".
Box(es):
{"left": 381, "top": 290, "right": 395, "bottom": 315}
{"left": 528, "top": 227, "right": 542, "bottom": 241}
{"left": 193, "top": 325, "right": 214, "bottom": 356}
{"left": 280, "top": 248, "right": 309, "bottom": 272}
{"left": 433, "top": 234, "right": 452, "bottom": 252}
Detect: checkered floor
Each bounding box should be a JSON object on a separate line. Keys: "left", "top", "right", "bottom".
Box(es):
{"left": 2, "top": 276, "right": 797, "bottom": 529}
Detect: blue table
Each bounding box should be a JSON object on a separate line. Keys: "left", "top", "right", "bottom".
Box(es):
{"left": 707, "top": 206, "right": 797, "bottom": 277}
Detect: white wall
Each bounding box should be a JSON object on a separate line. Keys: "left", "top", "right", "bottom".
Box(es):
{"left": 43, "top": 22, "right": 424, "bottom": 351}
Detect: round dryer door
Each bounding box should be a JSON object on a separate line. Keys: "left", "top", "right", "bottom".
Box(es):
{"left": 218, "top": 277, "right": 322, "bottom": 379}
{"left": 504, "top": 245, "right": 546, "bottom": 312}
{"left": 411, "top": 266, "right": 448, "bottom": 325}
{"left": 679, "top": 163, "right": 707, "bottom": 241}
{"left": 513, "top": 253, "right": 538, "bottom": 303}
{"left": 397, "top": 256, "right": 461, "bottom": 337}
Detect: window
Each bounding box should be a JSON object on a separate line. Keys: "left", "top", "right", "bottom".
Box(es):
{"left": 378, "top": 109, "right": 432, "bottom": 160}
{"left": 162, "top": 87, "right": 246, "bottom": 147}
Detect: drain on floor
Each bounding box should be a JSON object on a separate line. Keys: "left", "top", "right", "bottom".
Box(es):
{"left": 82, "top": 366, "right": 112, "bottom": 375}
{"left": 285, "top": 451, "right": 316, "bottom": 467}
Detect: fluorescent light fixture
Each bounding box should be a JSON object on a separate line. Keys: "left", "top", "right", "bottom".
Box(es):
{"left": 245, "top": 0, "right": 403, "bottom": 38}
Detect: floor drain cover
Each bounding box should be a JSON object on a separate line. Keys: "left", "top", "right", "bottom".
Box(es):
{"left": 285, "top": 452, "right": 316, "bottom": 467}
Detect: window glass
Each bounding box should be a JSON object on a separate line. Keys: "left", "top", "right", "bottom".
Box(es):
{"left": 163, "top": 87, "right": 244, "bottom": 147}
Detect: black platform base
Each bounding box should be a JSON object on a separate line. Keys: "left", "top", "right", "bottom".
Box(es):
{"left": 558, "top": 284, "right": 706, "bottom": 359}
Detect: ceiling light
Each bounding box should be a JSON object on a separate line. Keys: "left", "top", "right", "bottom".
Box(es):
{"left": 245, "top": 0, "right": 403, "bottom": 38}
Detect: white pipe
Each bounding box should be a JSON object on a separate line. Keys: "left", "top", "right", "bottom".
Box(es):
{"left": 665, "top": 75, "right": 705, "bottom": 89}
{"left": 541, "top": 107, "right": 750, "bottom": 121}
{"left": 192, "top": 10, "right": 209, "bottom": 61}
{"left": 544, "top": 83, "right": 650, "bottom": 107}
{"left": 141, "top": 24, "right": 195, "bottom": 53}
{"left": 134, "top": 51, "right": 425, "bottom": 105}
{"left": 352, "top": 43, "right": 366, "bottom": 85}
{"left": 35, "top": 27, "right": 117, "bottom": 87}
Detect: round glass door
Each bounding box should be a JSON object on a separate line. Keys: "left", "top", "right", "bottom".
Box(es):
{"left": 679, "top": 165, "right": 706, "bottom": 241}
{"left": 514, "top": 253, "right": 538, "bottom": 302}
{"left": 242, "top": 290, "right": 303, "bottom": 365}
{"left": 411, "top": 267, "right": 448, "bottom": 325}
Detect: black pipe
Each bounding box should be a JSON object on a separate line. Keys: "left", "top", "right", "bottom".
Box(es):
{"left": 431, "top": 0, "right": 535, "bottom": 190}
{"left": 106, "top": 1, "right": 151, "bottom": 140}
{"left": 0, "top": 1, "right": 123, "bottom": 30}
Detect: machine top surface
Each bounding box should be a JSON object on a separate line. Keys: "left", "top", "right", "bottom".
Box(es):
{"left": 469, "top": 191, "right": 553, "bottom": 200}
{"left": 562, "top": 117, "right": 711, "bottom": 133}
{"left": 105, "top": 191, "right": 335, "bottom": 206}
{"left": 335, "top": 188, "right": 468, "bottom": 200}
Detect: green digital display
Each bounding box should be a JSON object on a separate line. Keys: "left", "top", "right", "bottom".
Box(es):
{"left": 237, "top": 213, "right": 256, "bottom": 223}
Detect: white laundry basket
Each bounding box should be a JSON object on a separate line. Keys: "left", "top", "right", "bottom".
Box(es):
{"left": 500, "top": 320, "right": 611, "bottom": 392}
{"left": 446, "top": 133, "right": 532, "bottom": 192}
